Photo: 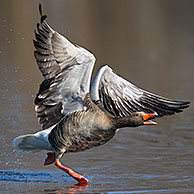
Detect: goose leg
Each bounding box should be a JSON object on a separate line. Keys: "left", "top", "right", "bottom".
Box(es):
{"left": 55, "top": 158, "right": 89, "bottom": 183}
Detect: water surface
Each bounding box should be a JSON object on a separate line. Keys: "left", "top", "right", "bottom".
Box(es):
{"left": 0, "top": 0, "right": 194, "bottom": 193}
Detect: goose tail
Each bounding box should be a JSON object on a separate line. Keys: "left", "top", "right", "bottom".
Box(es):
{"left": 13, "top": 129, "right": 51, "bottom": 153}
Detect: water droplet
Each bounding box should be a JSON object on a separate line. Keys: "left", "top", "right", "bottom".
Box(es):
{"left": 149, "top": 50, "right": 158, "bottom": 61}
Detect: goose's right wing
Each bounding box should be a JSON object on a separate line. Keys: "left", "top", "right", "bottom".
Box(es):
{"left": 34, "top": 12, "right": 95, "bottom": 130}
{"left": 90, "top": 66, "right": 190, "bottom": 117}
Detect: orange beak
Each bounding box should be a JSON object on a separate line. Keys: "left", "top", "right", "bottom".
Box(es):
{"left": 142, "top": 112, "right": 158, "bottom": 125}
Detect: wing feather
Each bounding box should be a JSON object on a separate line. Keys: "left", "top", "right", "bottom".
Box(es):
{"left": 90, "top": 65, "right": 190, "bottom": 117}
{"left": 34, "top": 15, "right": 95, "bottom": 130}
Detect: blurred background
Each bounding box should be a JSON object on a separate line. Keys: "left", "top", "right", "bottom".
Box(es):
{"left": 0, "top": 0, "right": 194, "bottom": 193}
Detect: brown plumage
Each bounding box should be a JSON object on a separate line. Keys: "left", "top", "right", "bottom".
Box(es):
{"left": 48, "top": 93, "right": 153, "bottom": 157}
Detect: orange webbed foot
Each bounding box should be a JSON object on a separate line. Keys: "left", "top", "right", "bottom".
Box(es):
{"left": 44, "top": 152, "right": 55, "bottom": 165}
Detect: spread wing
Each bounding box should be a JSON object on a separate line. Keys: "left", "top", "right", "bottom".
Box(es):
{"left": 90, "top": 65, "right": 190, "bottom": 117}
{"left": 34, "top": 14, "right": 95, "bottom": 130}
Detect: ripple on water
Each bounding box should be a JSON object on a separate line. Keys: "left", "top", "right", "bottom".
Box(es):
{"left": 0, "top": 170, "right": 72, "bottom": 183}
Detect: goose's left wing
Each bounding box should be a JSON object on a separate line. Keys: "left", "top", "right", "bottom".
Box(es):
{"left": 34, "top": 7, "right": 95, "bottom": 130}
{"left": 90, "top": 65, "right": 190, "bottom": 117}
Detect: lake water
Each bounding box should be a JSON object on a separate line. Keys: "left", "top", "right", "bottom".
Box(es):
{"left": 0, "top": 1, "right": 194, "bottom": 193}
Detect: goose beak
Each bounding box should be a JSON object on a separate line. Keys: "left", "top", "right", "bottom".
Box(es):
{"left": 142, "top": 112, "right": 157, "bottom": 125}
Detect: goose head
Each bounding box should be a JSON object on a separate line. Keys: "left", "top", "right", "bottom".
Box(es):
{"left": 113, "top": 112, "right": 157, "bottom": 128}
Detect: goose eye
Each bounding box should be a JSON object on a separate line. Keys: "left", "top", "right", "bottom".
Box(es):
{"left": 135, "top": 113, "right": 139, "bottom": 117}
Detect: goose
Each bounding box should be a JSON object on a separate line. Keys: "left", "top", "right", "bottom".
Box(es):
{"left": 13, "top": 5, "right": 190, "bottom": 184}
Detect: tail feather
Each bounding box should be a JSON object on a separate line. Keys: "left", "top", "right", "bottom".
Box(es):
{"left": 13, "top": 130, "right": 51, "bottom": 153}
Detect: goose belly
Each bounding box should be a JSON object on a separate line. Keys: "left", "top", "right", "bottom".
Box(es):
{"left": 66, "top": 130, "right": 113, "bottom": 153}
{"left": 48, "top": 112, "right": 116, "bottom": 154}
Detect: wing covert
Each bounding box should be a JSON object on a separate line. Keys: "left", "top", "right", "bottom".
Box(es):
{"left": 90, "top": 66, "right": 190, "bottom": 117}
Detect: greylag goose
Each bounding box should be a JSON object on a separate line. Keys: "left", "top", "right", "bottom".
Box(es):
{"left": 13, "top": 5, "right": 190, "bottom": 184}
